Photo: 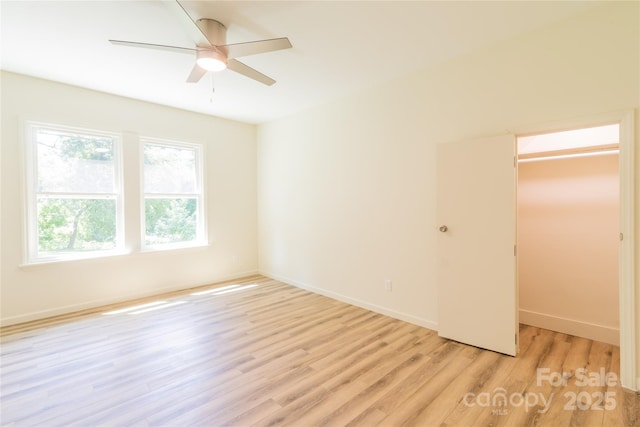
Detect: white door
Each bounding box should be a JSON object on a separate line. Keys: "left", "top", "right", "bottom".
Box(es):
{"left": 436, "top": 135, "right": 517, "bottom": 356}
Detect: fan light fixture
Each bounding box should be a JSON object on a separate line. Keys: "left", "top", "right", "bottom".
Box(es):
{"left": 108, "top": 5, "right": 292, "bottom": 86}
{"left": 196, "top": 50, "right": 227, "bottom": 72}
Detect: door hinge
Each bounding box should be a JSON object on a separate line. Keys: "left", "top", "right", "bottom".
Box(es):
{"left": 513, "top": 156, "right": 516, "bottom": 167}
{"left": 514, "top": 245, "right": 517, "bottom": 256}
{"left": 620, "top": 233, "right": 624, "bottom": 241}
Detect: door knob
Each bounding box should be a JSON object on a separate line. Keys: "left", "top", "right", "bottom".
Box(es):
{"left": 439, "top": 225, "right": 448, "bottom": 232}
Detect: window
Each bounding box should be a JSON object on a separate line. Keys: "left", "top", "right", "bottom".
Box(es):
{"left": 23, "top": 123, "right": 207, "bottom": 264}
{"left": 25, "top": 122, "right": 123, "bottom": 263}
{"left": 141, "top": 139, "right": 205, "bottom": 249}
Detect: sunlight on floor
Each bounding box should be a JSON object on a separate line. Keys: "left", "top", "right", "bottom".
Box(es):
{"left": 101, "top": 283, "right": 260, "bottom": 316}
{"left": 190, "top": 283, "right": 258, "bottom": 296}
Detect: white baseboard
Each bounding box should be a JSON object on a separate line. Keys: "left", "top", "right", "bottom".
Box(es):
{"left": 519, "top": 309, "right": 619, "bottom": 346}
{"left": 0, "top": 270, "right": 260, "bottom": 327}
{"left": 261, "top": 271, "right": 438, "bottom": 332}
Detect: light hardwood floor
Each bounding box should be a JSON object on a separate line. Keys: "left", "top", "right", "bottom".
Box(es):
{"left": 1, "top": 276, "right": 638, "bottom": 426}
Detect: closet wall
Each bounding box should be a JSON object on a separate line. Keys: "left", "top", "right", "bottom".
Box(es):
{"left": 517, "top": 153, "right": 619, "bottom": 345}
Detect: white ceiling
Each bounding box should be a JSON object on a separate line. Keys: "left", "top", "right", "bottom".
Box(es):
{"left": 1, "top": 1, "right": 599, "bottom": 124}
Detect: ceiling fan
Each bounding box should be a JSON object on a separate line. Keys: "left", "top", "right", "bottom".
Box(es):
{"left": 109, "top": 0, "right": 292, "bottom": 86}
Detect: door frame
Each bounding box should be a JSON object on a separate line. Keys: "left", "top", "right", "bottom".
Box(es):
{"left": 513, "top": 110, "right": 636, "bottom": 391}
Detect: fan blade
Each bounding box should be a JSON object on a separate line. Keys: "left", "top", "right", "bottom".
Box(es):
{"left": 165, "top": 0, "right": 212, "bottom": 47}
{"left": 227, "top": 59, "right": 276, "bottom": 86}
{"left": 224, "top": 37, "right": 292, "bottom": 59}
{"left": 186, "top": 64, "right": 207, "bottom": 83}
{"left": 109, "top": 40, "right": 196, "bottom": 55}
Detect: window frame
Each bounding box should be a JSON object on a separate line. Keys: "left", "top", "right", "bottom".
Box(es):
{"left": 24, "top": 121, "right": 125, "bottom": 264}
{"left": 140, "top": 137, "right": 206, "bottom": 251}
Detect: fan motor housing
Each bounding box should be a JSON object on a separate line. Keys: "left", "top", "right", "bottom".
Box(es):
{"left": 197, "top": 19, "right": 227, "bottom": 47}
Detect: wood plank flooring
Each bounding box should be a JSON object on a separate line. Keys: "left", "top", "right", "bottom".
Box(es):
{"left": 1, "top": 276, "right": 638, "bottom": 426}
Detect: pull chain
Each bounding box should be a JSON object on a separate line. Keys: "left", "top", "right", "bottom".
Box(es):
{"left": 210, "top": 73, "right": 216, "bottom": 103}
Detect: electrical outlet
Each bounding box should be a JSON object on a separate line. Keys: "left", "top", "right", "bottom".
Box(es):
{"left": 384, "top": 279, "right": 392, "bottom": 292}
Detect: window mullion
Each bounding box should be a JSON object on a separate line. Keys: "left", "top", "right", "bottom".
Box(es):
{"left": 143, "top": 193, "right": 197, "bottom": 198}
{"left": 37, "top": 192, "right": 118, "bottom": 198}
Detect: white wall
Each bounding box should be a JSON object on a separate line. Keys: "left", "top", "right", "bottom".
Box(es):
{"left": 1, "top": 72, "right": 258, "bottom": 325}
{"left": 518, "top": 154, "right": 619, "bottom": 345}
{"left": 257, "top": 2, "right": 639, "bottom": 371}
{"left": 258, "top": 91, "right": 437, "bottom": 327}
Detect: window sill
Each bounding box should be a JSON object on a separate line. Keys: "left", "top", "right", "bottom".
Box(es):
{"left": 19, "top": 242, "right": 211, "bottom": 270}
{"left": 140, "top": 241, "right": 209, "bottom": 254}
{"left": 20, "top": 249, "right": 132, "bottom": 270}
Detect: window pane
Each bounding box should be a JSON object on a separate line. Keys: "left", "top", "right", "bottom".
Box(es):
{"left": 36, "top": 129, "right": 115, "bottom": 193}
{"left": 145, "top": 198, "right": 197, "bottom": 245}
{"left": 37, "top": 198, "right": 117, "bottom": 253}
{"left": 144, "top": 144, "right": 196, "bottom": 194}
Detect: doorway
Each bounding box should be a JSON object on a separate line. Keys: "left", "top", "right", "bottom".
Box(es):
{"left": 516, "top": 124, "right": 620, "bottom": 345}
{"left": 436, "top": 111, "right": 635, "bottom": 390}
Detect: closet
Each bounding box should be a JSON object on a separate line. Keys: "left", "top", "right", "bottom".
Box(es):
{"left": 516, "top": 124, "right": 620, "bottom": 345}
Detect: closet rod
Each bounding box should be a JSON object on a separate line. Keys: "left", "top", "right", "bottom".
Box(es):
{"left": 517, "top": 144, "right": 619, "bottom": 163}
